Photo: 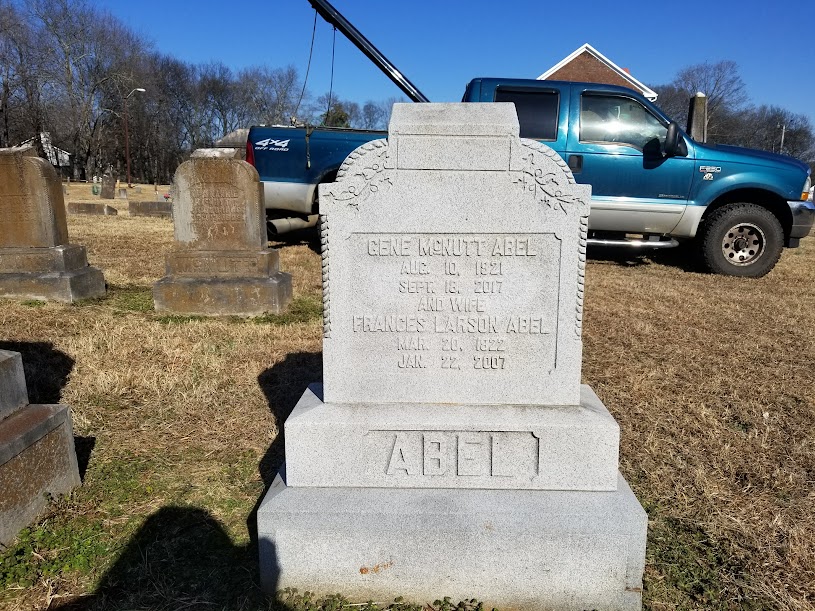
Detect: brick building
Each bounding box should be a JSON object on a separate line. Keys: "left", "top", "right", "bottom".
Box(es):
{"left": 538, "top": 43, "right": 657, "bottom": 101}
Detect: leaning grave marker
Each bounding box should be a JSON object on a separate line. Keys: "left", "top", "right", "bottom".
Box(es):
{"left": 153, "top": 158, "right": 292, "bottom": 316}
{"left": 0, "top": 146, "right": 106, "bottom": 302}
{"left": 257, "top": 104, "right": 647, "bottom": 610}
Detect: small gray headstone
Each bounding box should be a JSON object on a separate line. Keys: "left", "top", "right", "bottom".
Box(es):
{"left": 99, "top": 173, "right": 116, "bottom": 199}
{"left": 128, "top": 200, "right": 172, "bottom": 218}
{"left": 117, "top": 187, "right": 128, "bottom": 200}
{"left": 67, "top": 202, "right": 118, "bottom": 216}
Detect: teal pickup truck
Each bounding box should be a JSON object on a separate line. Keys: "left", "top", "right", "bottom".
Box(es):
{"left": 247, "top": 78, "right": 812, "bottom": 277}
{"left": 247, "top": 0, "right": 813, "bottom": 277}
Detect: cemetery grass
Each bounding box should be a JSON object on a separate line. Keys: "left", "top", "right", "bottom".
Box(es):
{"left": 0, "top": 204, "right": 812, "bottom": 610}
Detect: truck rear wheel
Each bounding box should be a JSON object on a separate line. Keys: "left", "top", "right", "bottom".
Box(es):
{"left": 698, "top": 203, "right": 783, "bottom": 277}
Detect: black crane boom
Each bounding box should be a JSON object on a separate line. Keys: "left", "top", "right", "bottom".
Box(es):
{"left": 307, "top": 0, "right": 430, "bottom": 103}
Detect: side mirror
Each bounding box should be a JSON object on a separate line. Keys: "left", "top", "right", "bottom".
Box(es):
{"left": 663, "top": 122, "right": 688, "bottom": 157}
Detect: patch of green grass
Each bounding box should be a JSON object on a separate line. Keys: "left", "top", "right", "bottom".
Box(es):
{"left": 108, "top": 285, "right": 155, "bottom": 312}
{"left": 20, "top": 299, "right": 46, "bottom": 307}
{"left": 0, "top": 508, "right": 111, "bottom": 589}
{"left": 253, "top": 295, "right": 323, "bottom": 326}
{"left": 645, "top": 512, "right": 763, "bottom": 610}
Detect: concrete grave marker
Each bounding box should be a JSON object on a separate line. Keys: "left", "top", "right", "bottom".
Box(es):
{"left": 0, "top": 146, "right": 106, "bottom": 302}
{"left": 0, "top": 349, "right": 81, "bottom": 546}
{"left": 117, "top": 187, "right": 127, "bottom": 200}
{"left": 257, "top": 104, "right": 647, "bottom": 610}
{"left": 153, "top": 158, "right": 292, "bottom": 315}
{"left": 99, "top": 172, "right": 116, "bottom": 199}
{"left": 67, "top": 202, "right": 118, "bottom": 216}
{"left": 128, "top": 200, "right": 172, "bottom": 218}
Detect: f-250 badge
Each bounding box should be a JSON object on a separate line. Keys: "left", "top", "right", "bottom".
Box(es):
{"left": 700, "top": 165, "right": 721, "bottom": 181}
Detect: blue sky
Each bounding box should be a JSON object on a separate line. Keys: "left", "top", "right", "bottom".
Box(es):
{"left": 97, "top": 0, "right": 815, "bottom": 130}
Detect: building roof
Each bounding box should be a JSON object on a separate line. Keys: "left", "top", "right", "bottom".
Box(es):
{"left": 18, "top": 133, "right": 72, "bottom": 167}
{"left": 537, "top": 43, "right": 658, "bottom": 101}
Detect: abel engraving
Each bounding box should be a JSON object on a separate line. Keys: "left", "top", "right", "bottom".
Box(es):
{"left": 382, "top": 430, "right": 539, "bottom": 480}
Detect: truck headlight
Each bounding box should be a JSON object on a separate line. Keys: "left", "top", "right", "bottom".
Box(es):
{"left": 803, "top": 176, "right": 811, "bottom": 201}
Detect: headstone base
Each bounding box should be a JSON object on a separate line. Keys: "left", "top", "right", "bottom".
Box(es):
{"left": 257, "top": 472, "right": 647, "bottom": 610}
{"left": 283, "top": 384, "right": 619, "bottom": 490}
{"left": 153, "top": 274, "right": 292, "bottom": 316}
{"left": 0, "top": 267, "right": 106, "bottom": 302}
{"left": 0, "top": 404, "right": 81, "bottom": 545}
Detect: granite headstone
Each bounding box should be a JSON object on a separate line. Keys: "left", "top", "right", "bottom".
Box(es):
{"left": 0, "top": 146, "right": 106, "bottom": 302}
{"left": 99, "top": 172, "right": 116, "bottom": 199}
{"left": 257, "top": 104, "right": 647, "bottom": 610}
{"left": 153, "top": 158, "right": 292, "bottom": 315}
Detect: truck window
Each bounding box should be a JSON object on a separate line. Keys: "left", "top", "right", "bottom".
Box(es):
{"left": 580, "top": 94, "right": 667, "bottom": 150}
{"left": 494, "top": 89, "right": 559, "bottom": 141}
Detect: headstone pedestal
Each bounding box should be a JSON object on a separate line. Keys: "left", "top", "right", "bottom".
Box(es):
{"left": 0, "top": 350, "right": 81, "bottom": 546}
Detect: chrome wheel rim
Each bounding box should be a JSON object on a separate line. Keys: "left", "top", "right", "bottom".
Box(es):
{"left": 722, "top": 223, "right": 766, "bottom": 266}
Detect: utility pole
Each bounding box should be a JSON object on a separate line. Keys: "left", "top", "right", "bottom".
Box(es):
{"left": 124, "top": 87, "right": 146, "bottom": 187}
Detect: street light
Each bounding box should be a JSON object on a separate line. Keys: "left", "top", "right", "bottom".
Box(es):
{"left": 124, "top": 87, "right": 146, "bottom": 187}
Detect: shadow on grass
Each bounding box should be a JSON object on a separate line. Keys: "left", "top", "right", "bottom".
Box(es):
{"left": 0, "top": 340, "right": 74, "bottom": 404}
{"left": 256, "top": 351, "right": 323, "bottom": 487}
{"left": 51, "top": 506, "right": 281, "bottom": 611}
{"left": 587, "top": 242, "right": 701, "bottom": 273}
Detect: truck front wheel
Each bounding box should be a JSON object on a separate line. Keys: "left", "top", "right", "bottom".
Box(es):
{"left": 698, "top": 203, "right": 783, "bottom": 277}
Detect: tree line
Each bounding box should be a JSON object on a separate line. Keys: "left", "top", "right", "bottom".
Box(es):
{"left": 651, "top": 60, "right": 814, "bottom": 162}
{"left": 0, "top": 0, "right": 397, "bottom": 184}
{"left": 1, "top": 0, "right": 813, "bottom": 185}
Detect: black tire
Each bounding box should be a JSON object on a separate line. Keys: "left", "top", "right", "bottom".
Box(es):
{"left": 698, "top": 203, "right": 784, "bottom": 277}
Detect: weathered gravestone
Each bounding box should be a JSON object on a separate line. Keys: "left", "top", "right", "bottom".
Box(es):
{"left": 153, "top": 158, "right": 292, "bottom": 315}
{"left": 0, "top": 146, "right": 106, "bottom": 302}
{"left": 67, "top": 202, "right": 118, "bottom": 216}
{"left": 128, "top": 200, "right": 173, "bottom": 218}
{"left": 257, "top": 104, "right": 647, "bottom": 610}
{"left": 117, "top": 187, "right": 127, "bottom": 200}
{"left": 99, "top": 173, "right": 116, "bottom": 199}
{"left": 0, "top": 349, "right": 81, "bottom": 545}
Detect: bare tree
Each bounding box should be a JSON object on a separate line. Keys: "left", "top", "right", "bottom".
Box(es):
{"left": 653, "top": 60, "right": 747, "bottom": 142}
{"left": 360, "top": 100, "right": 385, "bottom": 130}
{"left": 240, "top": 65, "right": 303, "bottom": 125}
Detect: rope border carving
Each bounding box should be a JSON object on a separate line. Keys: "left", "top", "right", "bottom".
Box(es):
{"left": 576, "top": 214, "right": 588, "bottom": 337}
{"left": 320, "top": 213, "right": 331, "bottom": 338}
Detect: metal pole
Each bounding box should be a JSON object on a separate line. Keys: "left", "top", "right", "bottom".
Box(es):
{"left": 124, "top": 95, "right": 131, "bottom": 187}
{"left": 124, "top": 88, "right": 145, "bottom": 187}
{"left": 308, "top": 0, "right": 429, "bottom": 103}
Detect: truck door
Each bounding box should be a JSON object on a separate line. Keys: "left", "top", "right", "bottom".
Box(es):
{"left": 566, "top": 86, "right": 694, "bottom": 234}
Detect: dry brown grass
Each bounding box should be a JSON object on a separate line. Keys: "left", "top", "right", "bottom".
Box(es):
{"left": 0, "top": 202, "right": 813, "bottom": 610}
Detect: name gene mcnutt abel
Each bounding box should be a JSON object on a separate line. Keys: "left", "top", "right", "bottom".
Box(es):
{"left": 348, "top": 232, "right": 556, "bottom": 371}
